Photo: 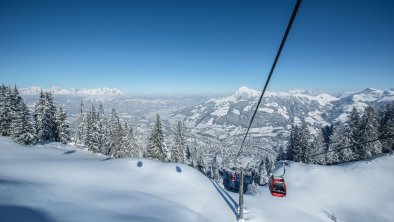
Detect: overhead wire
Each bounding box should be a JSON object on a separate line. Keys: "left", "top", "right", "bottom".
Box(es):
{"left": 306, "top": 133, "right": 394, "bottom": 159}
{"left": 237, "top": 0, "right": 302, "bottom": 158}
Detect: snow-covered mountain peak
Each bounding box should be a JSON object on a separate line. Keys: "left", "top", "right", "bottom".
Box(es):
{"left": 233, "top": 86, "right": 260, "bottom": 100}
{"left": 19, "top": 86, "right": 124, "bottom": 96}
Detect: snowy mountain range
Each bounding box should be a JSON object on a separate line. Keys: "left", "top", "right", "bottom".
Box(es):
{"left": 174, "top": 86, "right": 394, "bottom": 144}
{"left": 19, "top": 86, "right": 124, "bottom": 96}
{"left": 18, "top": 85, "right": 394, "bottom": 152}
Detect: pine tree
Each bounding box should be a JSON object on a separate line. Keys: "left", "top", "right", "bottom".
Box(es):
{"left": 12, "top": 100, "right": 36, "bottom": 145}
{"left": 144, "top": 113, "right": 167, "bottom": 161}
{"left": 310, "top": 132, "right": 327, "bottom": 165}
{"left": 196, "top": 151, "right": 207, "bottom": 174}
{"left": 211, "top": 154, "right": 221, "bottom": 181}
{"left": 328, "top": 123, "right": 354, "bottom": 164}
{"left": 108, "top": 108, "right": 123, "bottom": 156}
{"left": 97, "top": 103, "right": 109, "bottom": 154}
{"left": 75, "top": 101, "right": 86, "bottom": 146}
{"left": 0, "top": 85, "right": 6, "bottom": 134}
{"left": 286, "top": 125, "right": 299, "bottom": 161}
{"left": 359, "top": 106, "right": 382, "bottom": 159}
{"left": 10, "top": 86, "right": 23, "bottom": 136}
{"left": 85, "top": 105, "right": 100, "bottom": 153}
{"left": 287, "top": 123, "right": 310, "bottom": 163}
{"left": 258, "top": 159, "right": 268, "bottom": 185}
{"left": 1, "top": 86, "right": 13, "bottom": 136}
{"left": 170, "top": 121, "right": 186, "bottom": 163}
{"left": 379, "top": 102, "right": 394, "bottom": 152}
{"left": 349, "top": 107, "right": 362, "bottom": 159}
{"left": 34, "top": 91, "right": 57, "bottom": 142}
{"left": 114, "top": 123, "right": 140, "bottom": 158}
{"left": 55, "top": 106, "right": 70, "bottom": 144}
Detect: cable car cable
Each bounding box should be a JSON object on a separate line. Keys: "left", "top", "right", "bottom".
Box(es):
{"left": 306, "top": 133, "right": 394, "bottom": 159}
{"left": 237, "top": 0, "right": 302, "bottom": 158}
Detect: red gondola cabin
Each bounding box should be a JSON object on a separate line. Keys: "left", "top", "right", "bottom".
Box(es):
{"left": 268, "top": 176, "right": 287, "bottom": 197}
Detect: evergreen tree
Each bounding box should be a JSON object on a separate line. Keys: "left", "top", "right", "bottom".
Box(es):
{"left": 359, "top": 106, "right": 382, "bottom": 158}
{"left": 321, "top": 124, "right": 333, "bottom": 150}
{"left": 328, "top": 123, "right": 354, "bottom": 164}
{"left": 0, "top": 85, "right": 6, "bottom": 134}
{"left": 12, "top": 101, "right": 36, "bottom": 145}
{"left": 34, "top": 91, "right": 57, "bottom": 141}
{"left": 287, "top": 123, "right": 310, "bottom": 163}
{"left": 379, "top": 102, "right": 394, "bottom": 152}
{"left": 170, "top": 121, "right": 186, "bottom": 163}
{"left": 55, "top": 106, "right": 70, "bottom": 144}
{"left": 310, "top": 132, "right": 327, "bottom": 165}
{"left": 108, "top": 108, "right": 123, "bottom": 156}
{"left": 258, "top": 159, "right": 268, "bottom": 185}
{"left": 325, "top": 147, "right": 340, "bottom": 164}
{"left": 349, "top": 107, "right": 362, "bottom": 159}
{"left": 10, "top": 86, "right": 23, "bottom": 135}
{"left": 196, "top": 151, "right": 207, "bottom": 174}
{"left": 144, "top": 113, "right": 167, "bottom": 161}
{"left": 1, "top": 86, "right": 12, "bottom": 136}
{"left": 75, "top": 101, "right": 86, "bottom": 146}
{"left": 114, "top": 123, "right": 140, "bottom": 158}
{"left": 97, "top": 103, "right": 109, "bottom": 154}
{"left": 211, "top": 154, "right": 221, "bottom": 181}
{"left": 85, "top": 105, "right": 100, "bottom": 153}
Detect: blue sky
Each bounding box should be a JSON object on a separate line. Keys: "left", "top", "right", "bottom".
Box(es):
{"left": 0, "top": 0, "right": 393, "bottom": 95}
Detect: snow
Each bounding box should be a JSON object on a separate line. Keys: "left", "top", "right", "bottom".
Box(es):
{"left": 1, "top": 137, "right": 394, "bottom": 222}
{"left": 232, "top": 109, "right": 240, "bottom": 115}
{"left": 0, "top": 137, "right": 234, "bottom": 222}
{"left": 258, "top": 108, "right": 274, "bottom": 113}
{"left": 19, "top": 86, "right": 124, "bottom": 96}
{"left": 211, "top": 104, "right": 230, "bottom": 117}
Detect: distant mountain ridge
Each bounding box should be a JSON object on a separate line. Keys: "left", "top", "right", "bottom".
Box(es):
{"left": 19, "top": 86, "right": 124, "bottom": 96}
{"left": 175, "top": 86, "right": 394, "bottom": 141}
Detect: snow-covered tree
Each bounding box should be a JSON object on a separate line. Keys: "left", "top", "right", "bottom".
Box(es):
{"left": 97, "top": 103, "right": 109, "bottom": 154}
{"left": 108, "top": 108, "right": 123, "bottom": 156}
{"left": 327, "top": 124, "right": 354, "bottom": 164}
{"left": 196, "top": 151, "right": 207, "bottom": 174}
{"left": 34, "top": 91, "right": 57, "bottom": 142}
{"left": 85, "top": 105, "right": 100, "bottom": 153}
{"left": 258, "top": 159, "right": 268, "bottom": 185}
{"left": 170, "top": 121, "right": 186, "bottom": 163}
{"left": 359, "top": 106, "right": 382, "bottom": 158}
{"left": 379, "top": 102, "right": 394, "bottom": 152}
{"left": 114, "top": 123, "right": 140, "bottom": 158}
{"left": 55, "top": 106, "right": 70, "bottom": 144}
{"left": 75, "top": 101, "right": 86, "bottom": 147}
{"left": 11, "top": 101, "right": 36, "bottom": 145}
{"left": 310, "top": 132, "right": 327, "bottom": 165}
{"left": 144, "top": 113, "right": 168, "bottom": 161}
{"left": 287, "top": 123, "right": 310, "bottom": 163}
{"left": 349, "top": 107, "right": 362, "bottom": 159}
{"left": 0, "top": 85, "right": 13, "bottom": 136}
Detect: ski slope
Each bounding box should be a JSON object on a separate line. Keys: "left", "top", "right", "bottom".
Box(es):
{"left": 1, "top": 136, "right": 393, "bottom": 222}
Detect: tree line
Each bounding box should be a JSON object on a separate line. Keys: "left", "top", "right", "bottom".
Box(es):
{"left": 283, "top": 103, "right": 394, "bottom": 165}
{"left": 0, "top": 85, "right": 204, "bottom": 169}
{"left": 0, "top": 85, "right": 70, "bottom": 145}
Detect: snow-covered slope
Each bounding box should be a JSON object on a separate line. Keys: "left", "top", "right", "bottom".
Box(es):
{"left": 0, "top": 137, "right": 234, "bottom": 222}
{"left": 331, "top": 88, "right": 394, "bottom": 122}
{"left": 19, "top": 86, "right": 124, "bottom": 96}
{"left": 1, "top": 137, "right": 393, "bottom": 222}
